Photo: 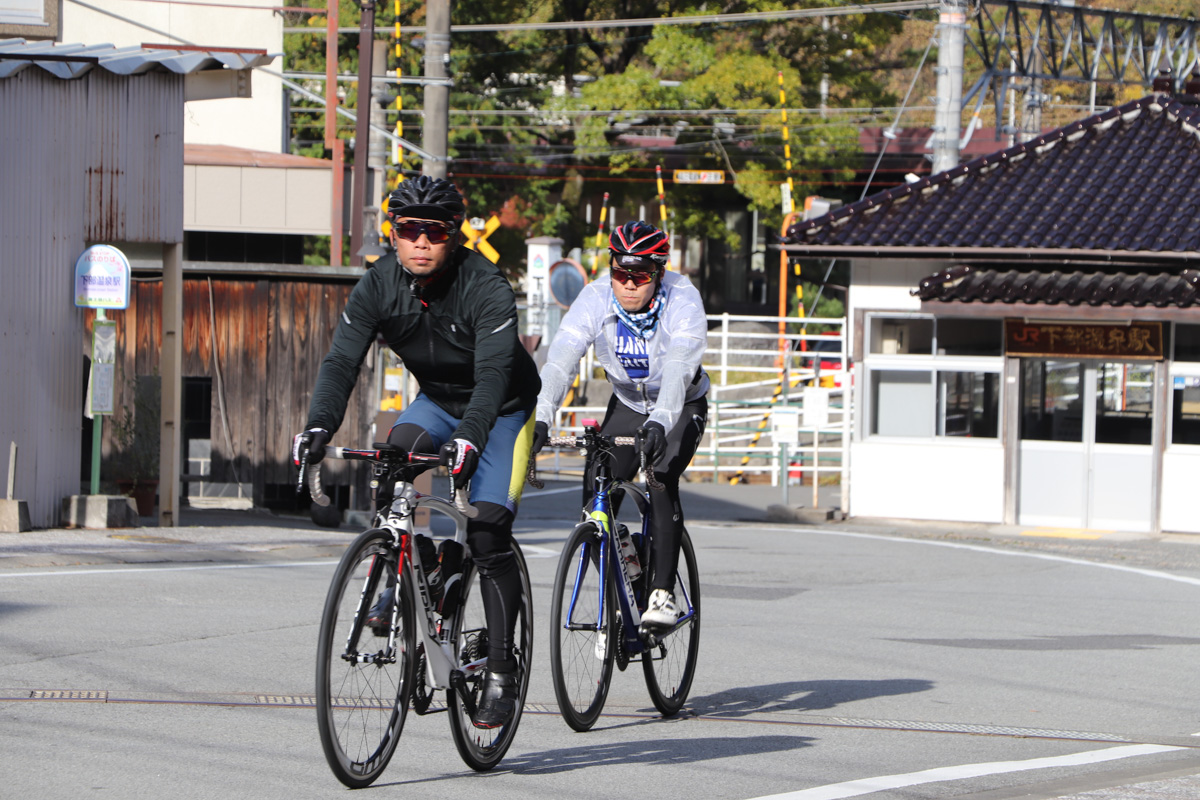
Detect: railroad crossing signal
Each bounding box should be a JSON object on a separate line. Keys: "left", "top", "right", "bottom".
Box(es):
{"left": 461, "top": 215, "right": 501, "bottom": 263}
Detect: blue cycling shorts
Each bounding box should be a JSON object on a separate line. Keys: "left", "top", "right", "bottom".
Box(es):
{"left": 389, "top": 394, "right": 535, "bottom": 513}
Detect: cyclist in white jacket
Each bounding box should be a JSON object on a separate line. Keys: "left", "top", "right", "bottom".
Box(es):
{"left": 531, "top": 221, "right": 709, "bottom": 628}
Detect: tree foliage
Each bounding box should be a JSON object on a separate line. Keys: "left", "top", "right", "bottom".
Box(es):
{"left": 283, "top": 1, "right": 913, "bottom": 270}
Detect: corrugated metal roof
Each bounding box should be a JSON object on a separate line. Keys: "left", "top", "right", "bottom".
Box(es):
{"left": 913, "top": 265, "right": 1200, "bottom": 307}
{"left": 0, "top": 38, "right": 277, "bottom": 80}
{"left": 784, "top": 95, "right": 1200, "bottom": 262}
{"left": 185, "top": 143, "right": 329, "bottom": 169}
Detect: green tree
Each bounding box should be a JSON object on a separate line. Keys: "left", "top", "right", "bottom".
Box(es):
{"left": 283, "top": 1, "right": 912, "bottom": 268}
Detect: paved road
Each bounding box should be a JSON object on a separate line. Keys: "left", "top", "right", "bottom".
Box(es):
{"left": 1, "top": 478, "right": 1198, "bottom": 799}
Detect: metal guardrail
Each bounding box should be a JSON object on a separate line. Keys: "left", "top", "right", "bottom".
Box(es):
{"left": 536, "top": 315, "right": 851, "bottom": 507}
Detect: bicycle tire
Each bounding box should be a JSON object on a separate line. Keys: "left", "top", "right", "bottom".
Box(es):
{"left": 550, "top": 521, "right": 617, "bottom": 731}
{"left": 447, "top": 541, "right": 533, "bottom": 771}
{"left": 641, "top": 526, "right": 700, "bottom": 717}
{"left": 316, "top": 528, "right": 416, "bottom": 788}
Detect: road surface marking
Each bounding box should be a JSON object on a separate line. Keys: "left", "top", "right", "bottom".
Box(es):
{"left": 736, "top": 524, "right": 1200, "bottom": 588}
{"left": 1021, "top": 528, "right": 1105, "bottom": 540}
{"left": 523, "top": 486, "right": 579, "bottom": 497}
{"left": 0, "top": 560, "right": 342, "bottom": 578}
{"left": 749, "top": 744, "right": 1184, "bottom": 800}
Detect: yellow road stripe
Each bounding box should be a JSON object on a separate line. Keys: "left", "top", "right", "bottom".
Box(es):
{"left": 1020, "top": 528, "right": 1107, "bottom": 540}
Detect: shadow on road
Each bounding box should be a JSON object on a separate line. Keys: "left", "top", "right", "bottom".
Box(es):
{"left": 689, "top": 678, "right": 935, "bottom": 717}
{"left": 506, "top": 732, "right": 814, "bottom": 775}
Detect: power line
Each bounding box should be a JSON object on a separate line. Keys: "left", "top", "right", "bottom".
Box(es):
{"left": 285, "top": 106, "right": 935, "bottom": 117}
{"left": 283, "top": 1, "right": 938, "bottom": 35}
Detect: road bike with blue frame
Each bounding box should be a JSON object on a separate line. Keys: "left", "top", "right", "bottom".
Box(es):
{"left": 298, "top": 442, "right": 533, "bottom": 786}
{"left": 530, "top": 420, "right": 701, "bottom": 731}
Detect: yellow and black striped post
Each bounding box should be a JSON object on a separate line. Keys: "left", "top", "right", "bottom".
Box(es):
{"left": 655, "top": 165, "right": 671, "bottom": 269}
{"left": 591, "top": 191, "right": 610, "bottom": 277}
{"left": 728, "top": 373, "right": 803, "bottom": 485}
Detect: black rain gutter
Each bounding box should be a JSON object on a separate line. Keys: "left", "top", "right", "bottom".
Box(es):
{"left": 769, "top": 244, "right": 1200, "bottom": 265}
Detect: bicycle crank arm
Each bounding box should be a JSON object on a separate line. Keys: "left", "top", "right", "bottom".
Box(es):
{"left": 449, "top": 670, "right": 478, "bottom": 719}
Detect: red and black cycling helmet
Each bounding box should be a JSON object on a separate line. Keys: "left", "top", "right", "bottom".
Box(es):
{"left": 386, "top": 175, "right": 466, "bottom": 225}
{"left": 609, "top": 220, "right": 669, "bottom": 270}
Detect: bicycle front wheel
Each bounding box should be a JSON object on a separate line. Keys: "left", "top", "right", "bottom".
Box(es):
{"left": 642, "top": 526, "right": 700, "bottom": 717}
{"left": 316, "top": 529, "right": 416, "bottom": 788}
{"left": 550, "top": 521, "right": 617, "bottom": 731}
{"left": 447, "top": 542, "right": 533, "bottom": 771}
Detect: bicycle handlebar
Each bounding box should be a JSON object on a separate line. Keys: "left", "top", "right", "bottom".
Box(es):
{"left": 300, "top": 444, "right": 478, "bottom": 519}
{"left": 526, "top": 433, "right": 664, "bottom": 492}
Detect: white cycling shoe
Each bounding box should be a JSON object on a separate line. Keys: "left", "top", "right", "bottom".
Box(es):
{"left": 641, "top": 589, "right": 681, "bottom": 629}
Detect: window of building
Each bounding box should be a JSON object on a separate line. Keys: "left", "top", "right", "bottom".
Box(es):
{"left": 869, "top": 317, "right": 933, "bottom": 355}
{"left": 936, "top": 318, "right": 1003, "bottom": 356}
{"left": 1021, "top": 360, "right": 1083, "bottom": 442}
{"left": 864, "top": 314, "right": 1002, "bottom": 440}
{"left": 938, "top": 371, "right": 1000, "bottom": 437}
{"left": 1172, "top": 376, "right": 1200, "bottom": 445}
{"left": 870, "top": 370, "right": 934, "bottom": 437}
{"left": 1173, "top": 324, "right": 1200, "bottom": 362}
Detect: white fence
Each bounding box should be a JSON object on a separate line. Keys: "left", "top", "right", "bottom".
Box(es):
{"left": 540, "top": 315, "right": 850, "bottom": 506}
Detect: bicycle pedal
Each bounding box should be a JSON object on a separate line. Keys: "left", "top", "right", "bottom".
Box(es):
{"left": 638, "top": 624, "right": 665, "bottom": 643}
{"left": 449, "top": 670, "right": 477, "bottom": 719}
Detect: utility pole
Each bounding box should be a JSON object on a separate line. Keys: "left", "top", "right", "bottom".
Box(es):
{"left": 350, "top": 0, "right": 377, "bottom": 265}
{"left": 367, "top": 39, "right": 388, "bottom": 246}
{"left": 423, "top": 0, "right": 451, "bottom": 178}
{"left": 931, "top": 0, "right": 966, "bottom": 174}
{"left": 1020, "top": 48, "right": 1044, "bottom": 144}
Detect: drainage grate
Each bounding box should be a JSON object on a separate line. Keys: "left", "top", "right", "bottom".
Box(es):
{"left": 30, "top": 690, "right": 108, "bottom": 701}
{"left": 255, "top": 695, "right": 317, "bottom": 706}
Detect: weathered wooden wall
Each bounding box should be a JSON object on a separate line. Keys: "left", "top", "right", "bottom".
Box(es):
{"left": 93, "top": 274, "right": 376, "bottom": 505}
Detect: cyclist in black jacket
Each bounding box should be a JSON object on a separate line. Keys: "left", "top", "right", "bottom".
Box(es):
{"left": 293, "top": 176, "right": 540, "bottom": 729}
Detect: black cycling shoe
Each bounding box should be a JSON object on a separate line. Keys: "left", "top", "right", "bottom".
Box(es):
{"left": 365, "top": 586, "right": 395, "bottom": 636}
{"left": 472, "top": 670, "right": 520, "bottom": 729}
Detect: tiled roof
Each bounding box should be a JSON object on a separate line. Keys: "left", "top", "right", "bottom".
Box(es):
{"left": 785, "top": 95, "right": 1200, "bottom": 262}
{"left": 0, "top": 38, "right": 276, "bottom": 81}
{"left": 913, "top": 265, "right": 1200, "bottom": 307}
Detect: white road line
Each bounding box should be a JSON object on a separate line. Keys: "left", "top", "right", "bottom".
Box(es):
{"left": 0, "top": 560, "right": 342, "bottom": 579}
{"left": 520, "top": 544, "right": 560, "bottom": 559}
{"left": 0, "top": 542, "right": 560, "bottom": 580}
{"left": 523, "top": 486, "right": 579, "bottom": 497}
{"left": 714, "top": 524, "right": 1200, "bottom": 588}
{"left": 749, "top": 744, "right": 1185, "bottom": 800}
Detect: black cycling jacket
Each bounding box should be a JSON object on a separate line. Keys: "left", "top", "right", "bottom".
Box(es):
{"left": 304, "top": 247, "right": 540, "bottom": 451}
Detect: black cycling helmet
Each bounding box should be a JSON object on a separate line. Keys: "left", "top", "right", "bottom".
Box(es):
{"left": 609, "top": 220, "right": 669, "bottom": 268}
{"left": 386, "top": 175, "right": 466, "bottom": 225}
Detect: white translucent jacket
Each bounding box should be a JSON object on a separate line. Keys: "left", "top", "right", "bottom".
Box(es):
{"left": 535, "top": 269, "right": 710, "bottom": 433}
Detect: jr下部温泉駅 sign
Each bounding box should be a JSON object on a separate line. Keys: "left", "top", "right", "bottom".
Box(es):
{"left": 672, "top": 170, "right": 725, "bottom": 184}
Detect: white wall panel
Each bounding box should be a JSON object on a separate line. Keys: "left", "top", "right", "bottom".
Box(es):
{"left": 850, "top": 438, "right": 1005, "bottom": 523}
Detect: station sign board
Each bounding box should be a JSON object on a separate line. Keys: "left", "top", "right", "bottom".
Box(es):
{"left": 74, "top": 244, "right": 131, "bottom": 310}
{"left": 672, "top": 170, "right": 725, "bottom": 185}
{"left": 1004, "top": 320, "right": 1163, "bottom": 360}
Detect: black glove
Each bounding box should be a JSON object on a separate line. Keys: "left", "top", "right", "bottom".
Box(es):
{"left": 636, "top": 421, "right": 667, "bottom": 467}
{"left": 440, "top": 438, "right": 480, "bottom": 490}
{"left": 530, "top": 421, "right": 549, "bottom": 456}
{"left": 293, "top": 427, "right": 331, "bottom": 465}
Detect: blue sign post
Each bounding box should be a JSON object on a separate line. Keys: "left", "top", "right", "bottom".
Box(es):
{"left": 75, "top": 245, "right": 131, "bottom": 494}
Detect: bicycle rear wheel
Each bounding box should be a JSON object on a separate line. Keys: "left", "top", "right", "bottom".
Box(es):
{"left": 550, "top": 521, "right": 617, "bottom": 731}
{"left": 642, "top": 526, "right": 700, "bottom": 717}
{"left": 447, "top": 542, "right": 533, "bottom": 771}
{"left": 316, "top": 529, "right": 416, "bottom": 788}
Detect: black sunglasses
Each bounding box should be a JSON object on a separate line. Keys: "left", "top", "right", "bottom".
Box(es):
{"left": 611, "top": 266, "right": 659, "bottom": 286}
{"left": 393, "top": 220, "right": 454, "bottom": 244}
